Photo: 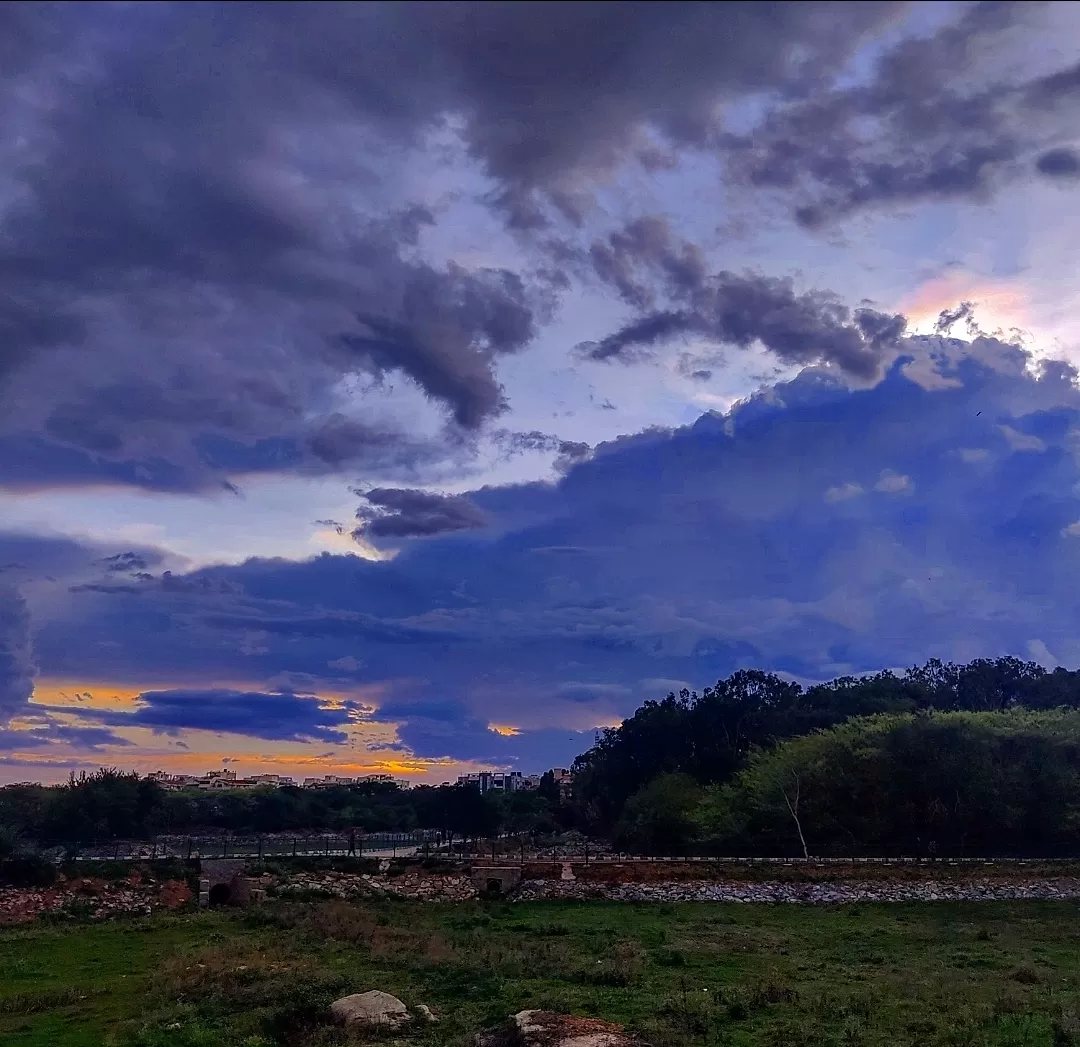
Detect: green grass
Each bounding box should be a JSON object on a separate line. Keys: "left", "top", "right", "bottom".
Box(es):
{"left": 2, "top": 900, "right": 1080, "bottom": 1047}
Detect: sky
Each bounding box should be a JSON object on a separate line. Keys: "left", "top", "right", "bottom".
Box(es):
{"left": 4, "top": 0, "right": 1080, "bottom": 784}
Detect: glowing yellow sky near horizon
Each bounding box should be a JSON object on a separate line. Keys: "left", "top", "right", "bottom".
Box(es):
{"left": 5, "top": 677, "right": 518, "bottom": 786}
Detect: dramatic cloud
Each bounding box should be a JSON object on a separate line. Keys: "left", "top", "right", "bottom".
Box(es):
{"left": 4, "top": 0, "right": 1028, "bottom": 494}
{"left": 7, "top": 3, "right": 1080, "bottom": 777}
{"left": 724, "top": 2, "right": 1080, "bottom": 225}
{"left": 27, "top": 334, "right": 1080, "bottom": 766}
{"left": 53, "top": 688, "right": 360, "bottom": 744}
{"left": 334, "top": 1, "right": 897, "bottom": 223}
{"left": 1, "top": 2, "right": 548, "bottom": 490}
{"left": 580, "top": 234, "right": 907, "bottom": 379}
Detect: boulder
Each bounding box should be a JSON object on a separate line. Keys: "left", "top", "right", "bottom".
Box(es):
{"left": 330, "top": 990, "right": 411, "bottom": 1028}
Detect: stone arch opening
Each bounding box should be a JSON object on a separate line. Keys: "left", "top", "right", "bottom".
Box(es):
{"left": 485, "top": 878, "right": 503, "bottom": 897}
{"left": 208, "top": 882, "right": 232, "bottom": 907}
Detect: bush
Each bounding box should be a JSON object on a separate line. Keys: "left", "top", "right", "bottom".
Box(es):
{"left": 613, "top": 773, "right": 705, "bottom": 855}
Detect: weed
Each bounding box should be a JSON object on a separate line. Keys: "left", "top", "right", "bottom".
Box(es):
{"left": 1008, "top": 962, "right": 1043, "bottom": 984}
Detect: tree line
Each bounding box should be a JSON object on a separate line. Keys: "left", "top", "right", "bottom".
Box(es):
{"left": 614, "top": 710, "right": 1080, "bottom": 857}
{"left": 7, "top": 655, "right": 1080, "bottom": 857}
{"left": 571, "top": 656, "right": 1080, "bottom": 856}
{"left": 0, "top": 770, "right": 572, "bottom": 850}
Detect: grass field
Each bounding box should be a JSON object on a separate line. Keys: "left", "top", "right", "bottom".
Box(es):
{"left": 2, "top": 899, "right": 1080, "bottom": 1047}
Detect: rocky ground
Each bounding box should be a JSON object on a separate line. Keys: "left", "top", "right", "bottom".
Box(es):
{"left": 271, "top": 867, "right": 1080, "bottom": 904}
{"left": 0, "top": 872, "right": 192, "bottom": 924}
{"left": 516, "top": 877, "right": 1080, "bottom": 903}
{"left": 272, "top": 870, "right": 478, "bottom": 902}
{"left": 5, "top": 866, "right": 1080, "bottom": 921}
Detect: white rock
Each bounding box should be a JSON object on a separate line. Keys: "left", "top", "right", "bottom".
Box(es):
{"left": 330, "top": 990, "right": 410, "bottom": 1027}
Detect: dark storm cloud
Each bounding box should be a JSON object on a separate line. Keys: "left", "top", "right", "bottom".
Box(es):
{"left": 48, "top": 688, "right": 357, "bottom": 743}
{"left": 588, "top": 217, "right": 708, "bottom": 309}
{"left": 0, "top": 2, "right": 545, "bottom": 487}
{"left": 1036, "top": 147, "right": 1080, "bottom": 178}
{"left": 724, "top": 2, "right": 1080, "bottom": 225}
{"left": 0, "top": 723, "right": 129, "bottom": 751}
{"left": 580, "top": 248, "right": 906, "bottom": 380}
{"left": 2, "top": 1, "right": 1070, "bottom": 493}
{"left": 370, "top": 1, "right": 899, "bottom": 223}
{"left": 354, "top": 488, "right": 489, "bottom": 539}
{"left": 0, "top": 1, "right": 913, "bottom": 490}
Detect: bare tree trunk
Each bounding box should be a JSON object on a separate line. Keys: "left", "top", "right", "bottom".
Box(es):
{"left": 782, "top": 773, "right": 810, "bottom": 859}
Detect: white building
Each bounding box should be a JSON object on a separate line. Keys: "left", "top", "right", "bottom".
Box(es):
{"left": 247, "top": 773, "right": 297, "bottom": 787}
{"left": 455, "top": 770, "right": 526, "bottom": 794}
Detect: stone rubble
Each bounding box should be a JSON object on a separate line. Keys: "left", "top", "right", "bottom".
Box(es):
{"left": 6, "top": 864, "right": 1080, "bottom": 922}
{"left": 514, "top": 877, "right": 1080, "bottom": 903}
{"left": 0, "top": 874, "right": 192, "bottom": 924}
{"left": 274, "top": 870, "right": 477, "bottom": 902}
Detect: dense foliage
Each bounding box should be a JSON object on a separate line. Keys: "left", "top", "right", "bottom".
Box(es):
{"left": 613, "top": 710, "right": 1080, "bottom": 857}
{"left": 574, "top": 657, "right": 1080, "bottom": 829}
{"left": 0, "top": 770, "right": 565, "bottom": 846}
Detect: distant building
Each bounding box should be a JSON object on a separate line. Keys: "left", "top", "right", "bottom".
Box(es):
{"left": 147, "top": 767, "right": 404, "bottom": 791}
{"left": 455, "top": 770, "right": 526, "bottom": 794}
{"left": 301, "top": 773, "right": 409, "bottom": 789}
{"left": 147, "top": 771, "right": 199, "bottom": 791}
{"left": 149, "top": 768, "right": 286, "bottom": 790}
{"left": 302, "top": 774, "right": 357, "bottom": 788}
{"left": 247, "top": 773, "right": 296, "bottom": 787}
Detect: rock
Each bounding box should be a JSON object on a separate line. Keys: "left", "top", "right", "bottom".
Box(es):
{"left": 330, "top": 990, "right": 411, "bottom": 1028}
{"left": 416, "top": 1004, "right": 438, "bottom": 1022}
{"left": 478, "top": 1011, "right": 644, "bottom": 1047}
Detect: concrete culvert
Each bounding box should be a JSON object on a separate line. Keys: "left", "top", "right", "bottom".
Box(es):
{"left": 207, "top": 882, "right": 232, "bottom": 907}
{"left": 486, "top": 879, "right": 503, "bottom": 897}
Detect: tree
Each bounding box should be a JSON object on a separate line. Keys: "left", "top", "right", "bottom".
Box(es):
{"left": 613, "top": 773, "right": 705, "bottom": 855}
{"left": 700, "top": 710, "right": 1080, "bottom": 858}
{"left": 780, "top": 772, "right": 809, "bottom": 859}
{"left": 574, "top": 657, "right": 1080, "bottom": 832}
